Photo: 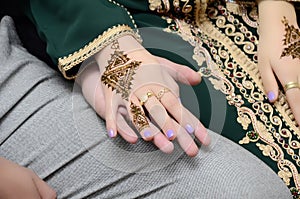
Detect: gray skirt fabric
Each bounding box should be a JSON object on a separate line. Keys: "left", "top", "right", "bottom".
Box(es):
{"left": 0, "top": 16, "right": 292, "bottom": 199}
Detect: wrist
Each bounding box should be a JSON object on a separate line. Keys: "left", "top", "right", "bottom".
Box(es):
{"left": 258, "top": 0, "right": 298, "bottom": 37}
{"left": 258, "top": 0, "right": 297, "bottom": 22}
{"left": 94, "top": 35, "right": 146, "bottom": 73}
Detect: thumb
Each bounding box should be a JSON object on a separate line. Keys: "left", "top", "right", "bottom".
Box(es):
{"left": 155, "top": 56, "right": 201, "bottom": 85}
{"left": 31, "top": 173, "right": 57, "bottom": 199}
{"left": 258, "top": 59, "right": 279, "bottom": 103}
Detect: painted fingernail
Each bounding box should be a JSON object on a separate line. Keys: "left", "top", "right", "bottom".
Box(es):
{"left": 144, "top": 130, "right": 152, "bottom": 138}
{"left": 267, "top": 91, "right": 276, "bottom": 102}
{"left": 166, "top": 129, "right": 174, "bottom": 139}
{"left": 108, "top": 129, "right": 115, "bottom": 138}
{"left": 185, "top": 124, "right": 195, "bottom": 134}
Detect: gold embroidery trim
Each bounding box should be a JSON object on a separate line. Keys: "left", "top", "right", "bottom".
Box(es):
{"left": 58, "top": 25, "right": 141, "bottom": 80}
{"left": 166, "top": 2, "right": 300, "bottom": 193}
{"left": 148, "top": 0, "right": 193, "bottom": 14}
{"left": 194, "top": 0, "right": 208, "bottom": 23}
{"left": 195, "top": 9, "right": 300, "bottom": 136}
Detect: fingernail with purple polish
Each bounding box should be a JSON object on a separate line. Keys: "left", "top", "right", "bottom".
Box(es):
{"left": 185, "top": 124, "right": 195, "bottom": 134}
{"left": 108, "top": 129, "right": 115, "bottom": 138}
{"left": 144, "top": 130, "right": 152, "bottom": 138}
{"left": 267, "top": 91, "right": 276, "bottom": 102}
{"left": 166, "top": 130, "right": 174, "bottom": 139}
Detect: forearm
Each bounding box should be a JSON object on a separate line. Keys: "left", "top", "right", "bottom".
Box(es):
{"left": 258, "top": 0, "right": 297, "bottom": 24}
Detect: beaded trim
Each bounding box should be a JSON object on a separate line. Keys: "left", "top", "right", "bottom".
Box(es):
{"left": 165, "top": 2, "right": 300, "bottom": 197}
{"left": 107, "top": 0, "right": 139, "bottom": 30}
{"left": 58, "top": 0, "right": 141, "bottom": 79}
{"left": 58, "top": 25, "right": 141, "bottom": 80}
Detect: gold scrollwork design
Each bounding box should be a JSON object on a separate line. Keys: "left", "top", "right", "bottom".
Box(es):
{"left": 148, "top": 0, "right": 193, "bottom": 14}
{"left": 164, "top": 1, "right": 300, "bottom": 194}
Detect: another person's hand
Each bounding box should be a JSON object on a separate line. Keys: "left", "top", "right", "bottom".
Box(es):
{"left": 0, "top": 157, "right": 56, "bottom": 199}
{"left": 79, "top": 35, "right": 210, "bottom": 157}
{"left": 258, "top": 0, "right": 300, "bottom": 124}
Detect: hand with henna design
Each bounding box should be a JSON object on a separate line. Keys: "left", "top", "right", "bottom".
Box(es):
{"left": 78, "top": 35, "right": 210, "bottom": 157}
{"left": 258, "top": 0, "right": 300, "bottom": 126}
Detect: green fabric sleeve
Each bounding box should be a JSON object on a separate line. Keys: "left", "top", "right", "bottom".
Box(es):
{"left": 23, "top": 0, "right": 141, "bottom": 79}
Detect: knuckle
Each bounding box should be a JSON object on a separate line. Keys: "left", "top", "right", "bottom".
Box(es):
{"left": 26, "top": 168, "right": 36, "bottom": 176}
{"left": 164, "top": 97, "right": 180, "bottom": 110}
{"left": 172, "top": 85, "right": 180, "bottom": 96}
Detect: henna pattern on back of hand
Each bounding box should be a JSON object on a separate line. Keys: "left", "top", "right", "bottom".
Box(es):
{"left": 101, "top": 40, "right": 141, "bottom": 100}
{"left": 281, "top": 17, "right": 300, "bottom": 59}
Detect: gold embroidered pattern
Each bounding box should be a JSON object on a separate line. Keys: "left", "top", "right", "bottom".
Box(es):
{"left": 149, "top": 0, "right": 171, "bottom": 13}
{"left": 58, "top": 25, "right": 141, "bottom": 80}
{"left": 148, "top": 0, "right": 192, "bottom": 14}
{"left": 101, "top": 40, "right": 141, "bottom": 100}
{"left": 281, "top": 17, "right": 300, "bottom": 59}
{"left": 165, "top": 1, "right": 299, "bottom": 196}
{"left": 130, "top": 102, "right": 150, "bottom": 132}
{"left": 174, "top": 0, "right": 192, "bottom": 13}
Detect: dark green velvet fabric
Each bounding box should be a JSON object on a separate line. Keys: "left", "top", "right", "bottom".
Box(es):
{"left": 23, "top": 0, "right": 136, "bottom": 64}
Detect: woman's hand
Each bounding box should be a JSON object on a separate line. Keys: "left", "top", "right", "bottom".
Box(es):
{"left": 79, "top": 35, "right": 210, "bottom": 157}
{"left": 0, "top": 157, "right": 56, "bottom": 199}
{"left": 258, "top": 0, "right": 300, "bottom": 124}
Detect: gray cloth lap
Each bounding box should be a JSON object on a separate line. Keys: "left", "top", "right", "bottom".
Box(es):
{"left": 0, "top": 16, "right": 291, "bottom": 199}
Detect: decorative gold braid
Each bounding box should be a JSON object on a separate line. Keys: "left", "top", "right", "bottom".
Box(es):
{"left": 107, "top": 0, "right": 139, "bottom": 30}
{"left": 196, "top": 8, "right": 300, "bottom": 137}
{"left": 148, "top": 0, "right": 193, "bottom": 14}
{"left": 149, "top": 0, "right": 164, "bottom": 12}
{"left": 58, "top": 25, "right": 141, "bottom": 80}
{"left": 165, "top": 2, "right": 300, "bottom": 195}
{"left": 194, "top": 0, "right": 208, "bottom": 23}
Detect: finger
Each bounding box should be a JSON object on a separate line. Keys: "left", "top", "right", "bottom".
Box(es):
{"left": 175, "top": 124, "right": 199, "bottom": 157}
{"left": 136, "top": 89, "right": 177, "bottom": 140}
{"left": 258, "top": 57, "right": 279, "bottom": 103}
{"left": 116, "top": 109, "right": 138, "bottom": 144}
{"left": 104, "top": 91, "right": 118, "bottom": 138}
{"left": 93, "top": 80, "right": 106, "bottom": 118}
{"left": 150, "top": 122, "right": 174, "bottom": 154}
{"left": 31, "top": 172, "right": 57, "bottom": 199}
{"left": 285, "top": 86, "right": 300, "bottom": 126}
{"left": 155, "top": 56, "right": 201, "bottom": 85}
{"left": 160, "top": 89, "right": 210, "bottom": 145}
{"left": 151, "top": 85, "right": 210, "bottom": 145}
{"left": 194, "top": 121, "right": 210, "bottom": 146}
{"left": 80, "top": 64, "right": 106, "bottom": 118}
{"left": 128, "top": 95, "right": 155, "bottom": 141}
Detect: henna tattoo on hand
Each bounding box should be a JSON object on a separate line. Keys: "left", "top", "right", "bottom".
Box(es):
{"left": 130, "top": 102, "right": 150, "bottom": 132}
{"left": 281, "top": 17, "right": 300, "bottom": 59}
{"left": 101, "top": 40, "right": 141, "bottom": 100}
